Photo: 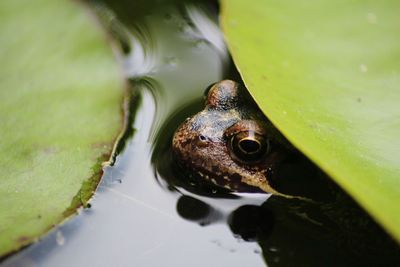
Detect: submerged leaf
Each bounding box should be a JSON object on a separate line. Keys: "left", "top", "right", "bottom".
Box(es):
{"left": 0, "top": 0, "right": 121, "bottom": 255}
{"left": 221, "top": 0, "right": 400, "bottom": 241}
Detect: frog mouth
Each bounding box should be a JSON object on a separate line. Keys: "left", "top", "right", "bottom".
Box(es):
{"left": 188, "top": 166, "right": 267, "bottom": 194}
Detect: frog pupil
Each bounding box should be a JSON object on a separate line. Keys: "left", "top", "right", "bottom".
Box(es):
{"left": 238, "top": 139, "right": 261, "bottom": 154}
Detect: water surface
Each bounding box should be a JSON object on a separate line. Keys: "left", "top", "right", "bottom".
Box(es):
{"left": 3, "top": 1, "right": 399, "bottom": 266}
{"left": 3, "top": 1, "right": 267, "bottom": 266}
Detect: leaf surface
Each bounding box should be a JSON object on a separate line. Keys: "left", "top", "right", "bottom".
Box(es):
{"left": 221, "top": 0, "right": 400, "bottom": 240}
{"left": 0, "top": 0, "right": 121, "bottom": 255}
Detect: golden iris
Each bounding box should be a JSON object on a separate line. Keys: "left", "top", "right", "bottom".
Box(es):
{"left": 229, "top": 131, "right": 269, "bottom": 162}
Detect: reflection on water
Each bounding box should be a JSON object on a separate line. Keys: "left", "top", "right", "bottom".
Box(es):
{"left": 3, "top": 0, "right": 399, "bottom": 266}
{"left": 90, "top": 0, "right": 228, "bottom": 138}
{"left": 3, "top": 0, "right": 264, "bottom": 266}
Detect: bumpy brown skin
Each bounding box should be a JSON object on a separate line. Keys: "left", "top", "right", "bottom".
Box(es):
{"left": 172, "top": 80, "right": 291, "bottom": 195}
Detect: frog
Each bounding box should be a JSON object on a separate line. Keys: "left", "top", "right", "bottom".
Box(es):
{"left": 170, "top": 81, "right": 400, "bottom": 263}
{"left": 172, "top": 79, "right": 294, "bottom": 196}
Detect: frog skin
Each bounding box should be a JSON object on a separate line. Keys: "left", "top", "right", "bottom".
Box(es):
{"left": 172, "top": 80, "right": 293, "bottom": 196}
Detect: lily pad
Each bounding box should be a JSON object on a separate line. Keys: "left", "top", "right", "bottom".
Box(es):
{"left": 221, "top": 0, "right": 400, "bottom": 241}
{"left": 0, "top": 0, "right": 121, "bottom": 256}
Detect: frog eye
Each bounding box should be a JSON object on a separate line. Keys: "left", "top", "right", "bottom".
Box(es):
{"left": 230, "top": 131, "right": 270, "bottom": 163}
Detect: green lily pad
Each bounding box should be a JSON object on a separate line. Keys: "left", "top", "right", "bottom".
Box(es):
{"left": 0, "top": 0, "right": 121, "bottom": 256}
{"left": 221, "top": 0, "right": 400, "bottom": 241}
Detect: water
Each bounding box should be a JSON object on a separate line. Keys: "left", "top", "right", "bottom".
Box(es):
{"left": 3, "top": 0, "right": 400, "bottom": 266}
{"left": 2, "top": 1, "right": 265, "bottom": 266}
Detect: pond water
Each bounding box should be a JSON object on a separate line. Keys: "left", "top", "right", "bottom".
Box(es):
{"left": 3, "top": 0, "right": 399, "bottom": 266}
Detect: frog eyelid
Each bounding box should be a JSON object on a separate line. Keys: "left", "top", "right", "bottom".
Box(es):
{"left": 205, "top": 80, "right": 240, "bottom": 110}
{"left": 223, "top": 120, "right": 266, "bottom": 139}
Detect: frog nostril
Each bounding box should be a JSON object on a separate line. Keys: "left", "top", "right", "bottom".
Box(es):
{"left": 197, "top": 135, "right": 210, "bottom": 147}
{"left": 238, "top": 138, "right": 261, "bottom": 154}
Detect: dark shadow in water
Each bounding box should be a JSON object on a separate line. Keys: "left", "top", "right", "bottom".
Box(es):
{"left": 176, "top": 195, "right": 223, "bottom": 226}
{"left": 152, "top": 94, "right": 400, "bottom": 267}
{"left": 253, "top": 196, "right": 400, "bottom": 267}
